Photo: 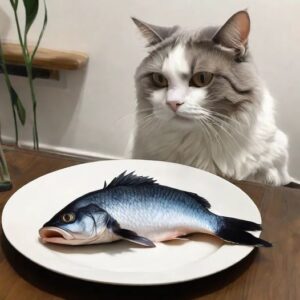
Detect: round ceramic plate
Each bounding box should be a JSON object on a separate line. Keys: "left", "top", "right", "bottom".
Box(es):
{"left": 2, "top": 159, "right": 261, "bottom": 285}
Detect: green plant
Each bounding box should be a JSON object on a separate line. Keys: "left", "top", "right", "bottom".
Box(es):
{"left": 0, "top": 0, "right": 47, "bottom": 190}
{"left": 9, "top": 0, "right": 48, "bottom": 150}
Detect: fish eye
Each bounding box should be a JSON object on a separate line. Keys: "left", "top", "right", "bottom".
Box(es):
{"left": 189, "top": 72, "right": 214, "bottom": 87}
{"left": 151, "top": 73, "right": 168, "bottom": 88}
{"left": 61, "top": 213, "right": 75, "bottom": 223}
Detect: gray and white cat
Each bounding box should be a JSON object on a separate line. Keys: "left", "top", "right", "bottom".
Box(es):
{"left": 132, "top": 10, "right": 295, "bottom": 186}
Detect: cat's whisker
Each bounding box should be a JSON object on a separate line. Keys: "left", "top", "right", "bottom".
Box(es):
{"left": 136, "top": 112, "right": 154, "bottom": 123}
{"left": 192, "top": 107, "right": 253, "bottom": 144}
{"left": 136, "top": 108, "right": 155, "bottom": 114}
{"left": 207, "top": 119, "right": 245, "bottom": 150}
{"left": 137, "top": 111, "right": 164, "bottom": 132}
{"left": 195, "top": 112, "right": 244, "bottom": 149}
{"left": 206, "top": 113, "right": 253, "bottom": 141}
{"left": 204, "top": 120, "right": 224, "bottom": 150}
{"left": 194, "top": 117, "right": 223, "bottom": 150}
{"left": 178, "top": 104, "right": 252, "bottom": 146}
{"left": 209, "top": 115, "right": 253, "bottom": 145}
{"left": 210, "top": 111, "right": 243, "bottom": 125}
{"left": 138, "top": 116, "right": 156, "bottom": 130}
{"left": 114, "top": 112, "right": 137, "bottom": 124}
{"left": 202, "top": 121, "right": 222, "bottom": 150}
{"left": 114, "top": 108, "right": 154, "bottom": 125}
{"left": 199, "top": 116, "right": 241, "bottom": 163}
{"left": 140, "top": 112, "right": 155, "bottom": 120}
{"left": 184, "top": 104, "right": 242, "bottom": 126}
{"left": 194, "top": 118, "right": 210, "bottom": 144}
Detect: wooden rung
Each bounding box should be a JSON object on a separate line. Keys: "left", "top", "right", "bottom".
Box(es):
{"left": 2, "top": 43, "right": 88, "bottom": 71}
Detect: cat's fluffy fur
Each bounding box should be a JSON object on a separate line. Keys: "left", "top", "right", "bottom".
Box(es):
{"left": 132, "top": 11, "right": 294, "bottom": 185}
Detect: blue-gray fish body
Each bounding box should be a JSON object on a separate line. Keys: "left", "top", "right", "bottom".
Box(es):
{"left": 39, "top": 172, "right": 271, "bottom": 248}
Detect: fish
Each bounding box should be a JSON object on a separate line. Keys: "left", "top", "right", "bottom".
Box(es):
{"left": 39, "top": 171, "right": 272, "bottom": 248}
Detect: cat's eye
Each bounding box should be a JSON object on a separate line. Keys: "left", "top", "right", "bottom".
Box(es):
{"left": 151, "top": 73, "right": 168, "bottom": 88}
{"left": 61, "top": 213, "right": 75, "bottom": 223}
{"left": 190, "top": 72, "right": 214, "bottom": 87}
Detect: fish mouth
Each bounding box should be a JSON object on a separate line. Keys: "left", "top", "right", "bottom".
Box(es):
{"left": 39, "top": 227, "right": 74, "bottom": 244}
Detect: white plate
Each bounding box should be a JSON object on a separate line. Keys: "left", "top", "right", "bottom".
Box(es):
{"left": 2, "top": 159, "right": 261, "bottom": 285}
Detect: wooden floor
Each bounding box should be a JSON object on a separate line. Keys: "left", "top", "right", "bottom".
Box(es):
{"left": 0, "top": 148, "right": 299, "bottom": 300}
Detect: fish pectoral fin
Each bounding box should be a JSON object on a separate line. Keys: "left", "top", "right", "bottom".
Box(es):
{"left": 114, "top": 227, "right": 155, "bottom": 248}
{"left": 106, "top": 217, "right": 155, "bottom": 248}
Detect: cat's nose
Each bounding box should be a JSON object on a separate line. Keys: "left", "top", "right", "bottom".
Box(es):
{"left": 167, "top": 101, "right": 183, "bottom": 112}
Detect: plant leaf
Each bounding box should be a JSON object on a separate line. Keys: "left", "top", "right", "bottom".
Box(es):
{"left": 31, "top": 0, "right": 47, "bottom": 61}
{"left": 10, "top": 0, "right": 18, "bottom": 10}
{"left": 9, "top": 86, "right": 26, "bottom": 125}
{"left": 23, "top": 0, "right": 39, "bottom": 34}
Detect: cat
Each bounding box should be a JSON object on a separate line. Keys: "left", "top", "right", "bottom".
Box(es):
{"left": 131, "top": 10, "right": 297, "bottom": 186}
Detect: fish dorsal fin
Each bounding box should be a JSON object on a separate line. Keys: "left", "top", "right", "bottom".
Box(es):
{"left": 105, "top": 171, "right": 157, "bottom": 189}
{"left": 184, "top": 191, "right": 211, "bottom": 209}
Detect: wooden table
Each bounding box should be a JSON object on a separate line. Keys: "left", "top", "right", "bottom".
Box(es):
{"left": 0, "top": 149, "right": 299, "bottom": 300}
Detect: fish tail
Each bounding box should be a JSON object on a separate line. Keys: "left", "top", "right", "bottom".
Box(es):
{"left": 221, "top": 216, "right": 262, "bottom": 231}
{"left": 215, "top": 216, "right": 272, "bottom": 247}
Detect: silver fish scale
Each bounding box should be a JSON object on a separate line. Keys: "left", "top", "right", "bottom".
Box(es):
{"left": 90, "top": 184, "right": 216, "bottom": 238}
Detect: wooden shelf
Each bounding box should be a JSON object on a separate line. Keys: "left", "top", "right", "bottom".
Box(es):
{"left": 2, "top": 43, "right": 88, "bottom": 71}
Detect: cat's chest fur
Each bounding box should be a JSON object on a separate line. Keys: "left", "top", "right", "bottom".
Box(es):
{"left": 133, "top": 119, "right": 249, "bottom": 179}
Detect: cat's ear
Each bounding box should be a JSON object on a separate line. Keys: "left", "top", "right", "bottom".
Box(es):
{"left": 213, "top": 10, "right": 250, "bottom": 57}
{"left": 132, "top": 17, "right": 178, "bottom": 47}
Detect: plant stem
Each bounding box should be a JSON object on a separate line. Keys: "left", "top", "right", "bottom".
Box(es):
{"left": 12, "top": 7, "right": 26, "bottom": 58}
{"left": 0, "top": 143, "right": 12, "bottom": 192}
{"left": 0, "top": 41, "right": 19, "bottom": 146}
{"left": 0, "top": 121, "right": 12, "bottom": 191}
{"left": 27, "top": 64, "right": 39, "bottom": 150}
{"left": 12, "top": 107, "right": 18, "bottom": 146}
{"left": 12, "top": 4, "right": 39, "bottom": 150}
{"left": 0, "top": 143, "right": 10, "bottom": 182}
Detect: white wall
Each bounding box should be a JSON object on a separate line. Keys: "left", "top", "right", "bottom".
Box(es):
{"left": 0, "top": 0, "right": 299, "bottom": 178}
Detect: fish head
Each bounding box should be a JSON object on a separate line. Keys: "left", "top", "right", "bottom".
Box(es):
{"left": 39, "top": 204, "right": 109, "bottom": 245}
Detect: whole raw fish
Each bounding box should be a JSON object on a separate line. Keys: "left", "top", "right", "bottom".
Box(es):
{"left": 39, "top": 171, "right": 271, "bottom": 247}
